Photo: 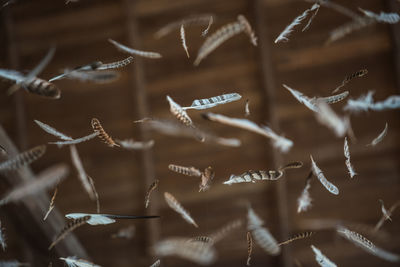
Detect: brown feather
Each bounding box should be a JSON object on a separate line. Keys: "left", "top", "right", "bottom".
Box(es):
{"left": 91, "top": 118, "right": 119, "bottom": 147}
{"left": 48, "top": 216, "right": 90, "bottom": 250}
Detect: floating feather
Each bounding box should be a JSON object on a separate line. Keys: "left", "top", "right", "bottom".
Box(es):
{"left": 182, "top": 93, "right": 242, "bottom": 110}
{"left": 247, "top": 206, "right": 264, "bottom": 230}
{"left": 344, "top": 91, "right": 400, "bottom": 112}
{"left": 96, "top": 56, "right": 133, "bottom": 70}
{"left": 237, "top": 15, "right": 258, "bottom": 46}
{"left": 180, "top": 24, "right": 190, "bottom": 58}
{"left": 368, "top": 122, "right": 388, "bottom": 146}
{"left": 375, "top": 200, "right": 400, "bottom": 231}
{"left": 49, "top": 133, "right": 98, "bottom": 148}
{"left": 87, "top": 175, "right": 100, "bottom": 213}
{"left": 168, "top": 164, "right": 202, "bottom": 177}
{"left": 154, "top": 14, "right": 215, "bottom": 39}
{"left": 297, "top": 172, "right": 313, "bottom": 213}
{"left": 70, "top": 145, "right": 97, "bottom": 200}
{"left": 310, "top": 155, "right": 339, "bottom": 195}
{"left": 49, "top": 216, "right": 90, "bottom": 250}
{"left": 108, "top": 39, "right": 162, "bottom": 59}
{"left": 117, "top": 138, "right": 154, "bottom": 150}
{"left": 0, "top": 221, "right": 6, "bottom": 251}
{"left": 245, "top": 99, "right": 250, "bottom": 117}
{"left": 224, "top": 170, "right": 283, "bottom": 185}
{"left": 66, "top": 213, "right": 159, "bottom": 225}
{"left": 145, "top": 179, "right": 159, "bottom": 208}
{"left": 379, "top": 199, "right": 392, "bottom": 222}
{"left": 164, "top": 192, "right": 198, "bottom": 227}
{"left": 344, "top": 137, "right": 357, "bottom": 178}
{"left": 191, "top": 236, "right": 214, "bottom": 243}
{"left": 0, "top": 145, "right": 46, "bottom": 172}
{"left": 311, "top": 245, "right": 337, "bottom": 267}
{"left": 332, "top": 69, "right": 368, "bottom": 93}
{"left": 91, "top": 118, "right": 119, "bottom": 147}
{"left": 210, "top": 219, "right": 243, "bottom": 243}
{"left": 43, "top": 186, "right": 58, "bottom": 221}
{"left": 52, "top": 69, "right": 119, "bottom": 84}
{"left": 202, "top": 113, "right": 293, "bottom": 152}
{"left": 283, "top": 84, "right": 319, "bottom": 112}
{"left": 278, "top": 232, "right": 314, "bottom": 246}
{"left": 166, "top": 95, "right": 194, "bottom": 127}
{"left": 0, "top": 260, "right": 29, "bottom": 267}
{"left": 111, "top": 225, "right": 135, "bottom": 239}
{"left": 327, "top": 17, "right": 375, "bottom": 44}
{"left": 149, "top": 259, "right": 161, "bottom": 267}
{"left": 359, "top": 8, "right": 400, "bottom": 24}
{"left": 303, "top": 3, "right": 320, "bottom": 31}
{"left": 246, "top": 231, "right": 253, "bottom": 266}
{"left": 199, "top": 166, "right": 214, "bottom": 192}
{"left": 60, "top": 257, "right": 101, "bottom": 267}
{"left": 0, "top": 164, "right": 68, "bottom": 206}
{"left": 279, "top": 161, "right": 303, "bottom": 171}
{"left": 275, "top": 3, "right": 320, "bottom": 43}
{"left": 314, "top": 100, "right": 349, "bottom": 137}
{"left": 194, "top": 15, "right": 255, "bottom": 66}
{"left": 49, "top": 61, "right": 103, "bottom": 82}
{"left": 319, "top": 91, "right": 349, "bottom": 104}
{"left": 34, "top": 120, "right": 72, "bottom": 141}
{"left": 153, "top": 238, "right": 217, "bottom": 265}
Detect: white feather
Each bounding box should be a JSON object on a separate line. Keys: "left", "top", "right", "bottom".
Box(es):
{"left": 297, "top": 180, "right": 312, "bottom": 213}
{"left": 60, "top": 257, "right": 101, "bottom": 267}
{"left": 344, "top": 91, "right": 400, "bottom": 112}
{"left": 180, "top": 24, "right": 190, "bottom": 58}
{"left": 315, "top": 100, "right": 349, "bottom": 137}
{"left": 311, "top": 245, "right": 337, "bottom": 267}
{"left": 310, "top": 155, "right": 339, "bottom": 195}
{"left": 108, "top": 39, "right": 162, "bottom": 58}
{"left": 49, "top": 132, "right": 98, "bottom": 147}
{"left": 359, "top": 8, "right": 400, "bottom": 24}
{"left": 34, "top": 120, "right": 72, "bottom": 141}
{"left": 344, "top": 137, "right": 357, "bottom": 178}
{"left": 368, "top": 122, "right": 388, "bottom": 146}
{"left": 65, "top": 213, "right": 116, "bottom": 225}
{"left": 183, "top": 93, "right": 242, "bottom": 110}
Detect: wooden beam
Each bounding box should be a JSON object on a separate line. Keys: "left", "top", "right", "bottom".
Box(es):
{"left": 252, "top": 1, "right": 293, "bottom": 267}
{"left": 0, "top": 125, "right": 88, "bottom": 260}
{"left": 122, "top": 0, "right": 160, "bottom": 257}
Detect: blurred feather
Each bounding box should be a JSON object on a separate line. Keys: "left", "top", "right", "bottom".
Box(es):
{"left": 0, "top": 145, "right": 46, "bottom": 172}
{"left": 109, "top": 39, "right": 162, "bottom": 58}
{"left": 311, "top": 245, "right": 337, "bottom": 267}
{"left": 164, "top": 192, "right": 198, "bottom": 227}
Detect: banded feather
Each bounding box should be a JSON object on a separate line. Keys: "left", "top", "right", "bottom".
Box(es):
{"left": 332, "top": 69, "right": 368, "bottom": 93}
{"left": 191, "top": 236, "right": 213, "bottom": 243}
{"left": 359, "top": 8, "right": 400, "bottom": 24}
{"left": 246, "top": 231, "right": 253, "bottom": 266}
{"left": 0, "top": 145, "right": 46, "bottom": 172}
{"left": 368, "top": 122, "right": 388, "bottom": 146}
{"left": 168, "top": 164, "right": 202, "bottom": 177}
{"left": 182, "top": 93, "right": 242, "bottom": 110}
{"left": 224, "top": 170, "right": 283, "bottom": 185}
{"left": 344, "top": 137, "right": 357, "bottom": 178}
{"left": 237, "top": 15, "right": 257, "bottom": 46}
{"left": 43, "top": 186, "right": 58, "bottom": 221}
{"left": 91, "top": 118, "right": 119, "bottom": 147}
{"left": 311, "top": 245, "right": 337, "bottom": 267}
{"left": 278, "top": 232, "right": 314, "bottom": 246}
{"left": 166, "top": 95, "right": 194, "bottom": 127}
{"left": 319, "top": 91, "right": 349, "bottom": 104}
{"left": 109, "top": 39, "right": 162, "bottom": 59}
{"left": 279, "top": 161, "right": 303, "bottom": 171}
{"left": 145, "top": 179, "right": 159, "bottom": 208}
{"left": 164, "top": 192, "right": 198, "bottom": 227}
{"left": 23, "top": 78, "right": 60, "bottom": 99}
{"left": 96, "top": 56, "right": 133, "bottom": 70}
{"left": 49, "top": 216, "right": 90, "bottom": 250}
{"left": 149, "top": 260, "right": 161, "bottom": 267}
{"left": 310, "top": 155, "right": 339, "bottom": 195}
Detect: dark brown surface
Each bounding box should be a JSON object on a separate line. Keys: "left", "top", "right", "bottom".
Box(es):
{"left": 0, "top": 0, "right": 399, "bottom": 266}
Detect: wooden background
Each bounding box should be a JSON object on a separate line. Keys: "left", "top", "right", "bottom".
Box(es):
{"left": 0, "top": 0, "right": 399, "bottom": 266}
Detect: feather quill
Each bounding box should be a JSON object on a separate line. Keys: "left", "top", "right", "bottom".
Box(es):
{"left": 116, "top": 139, "right": 154, "bottom": 150}
{"left": 60, "top": 257, "right": 101, "bottom": 267}
{"left": 0, "top": 145, "right": 46, "bottom": 172}
{"left": 344, "top": 137, "right": 357, "bottom": 178}
{"left": 344, "top": 91, "right": 400, "bottom": 112}
{"left": 91, "top": 118, "right": 120, "bottom": 147}
{"left": 275, "top": 3, "right": 320, "bottom": 43}
{"left": 310, "top": 155, "right": 339, "bottom": 195}
{"left": 0, "top": 164, "right": 68, "bottom": 206}
{"left": 368, "top": 123, "right": 388, "bottom": 146}
{"left": 180, "top": 24, "right": 190, "bottom": 58}
{"left": 311, "top": 245, "right": 337, "bottom": 267}
{"left": 145, "top": 179, "right": 159, "bottom": 208}
{"left": 49, "top": 216, "right": 90, "bottom": 250}
{"left": 164, "top": 192, "right": 198, "bottom": 227}
{"left": 202, "top": 112, "right": 293, "bottom": 152}
{"left": 182, "top": 93, "right": 242, "bottom": 110}
{"left": 109, "top": 39, "right": 162, "bottom": 59}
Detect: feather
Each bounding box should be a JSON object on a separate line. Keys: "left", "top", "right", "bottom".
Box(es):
{"left": 303, "top": 3, "right": 320, "bottom": 31}
{"left": 314, "top": 100, "right": 349, "bottom": 137}
{"left": 34, "top": 120, "right": 72, "bottom": 141}
{"left": 379, "top": 199, "right": 392, "bottom": 222}
{"left": 319, "top": 91, "right": 349, "bottom": 104}
{"left": 60, "top": 257, "right": 101, "bottom": 267}
{"left": 224, "top": 170, "right": 283, "bottom": 185}
{"left": 247, "top": 206, "right": 264, "bottom": 230}
{"left": 43, "top": 186, "right": 58, "bottom": 221}
{"left": 0, "top": 221, "right": 6, "bottom": 251}
{"left": 278, "top": 232, "right": 314, "bottom": 246}
{"left": 368, "top": 122, "right": 388, "bottom": 146}
{"left": 0, "top": 261, "right": 29, "bottom": 267}
{"left": 154, "top": 14, "right": 215, "bottom": 39}
{"left": 310, "top": 155, "right": 339, "bottom": 195}
{"left": 210, "top": 219, "right": 243, "bottom": 243}
{"left": 283, "top": 84, "right": 319, "bottom": 112}
{"left": 311, "top": 245, "right": 337, "bottom": 267}
{"left": 149, "top": 260, "right": 160, "bottom": 267}
{"left": 51, "top": 69, "right": 119, "bottom": 84}
{"left": 332, "top": 69, "right": 368, "bottom": 93}
{"left": 108, "top": 39, "right": 162, "bottom": 59}
{"left": 202, "top": 112, "right": 293, "bottom": 153}
{"left": 0, "top": 145, "right": 46, "bottom": 172}
{"left": 0, "top": 164, "right": 68, "bottom": 206}
{"left": 145, "top": 179, "right": 159, "bottom": 208}
{"left": 246, "top": 231, "right": 253, "bottom": 266}
{"left": 153, "top": 237, "right": 217, "bottom": 265}
{"left": 194, "top": 15, "right": 255, "bottom": 66}
{"left": 111, "top": 225, "right": 135, "bottom": 239}
{"left": 66, "top": 213, "right": 115, "bottom": 225}
{"left": 164, "top": 192, "right": 198, "bottom": 227}
{"left": 199, "top": 166, "right": 214, "bottom": 192}
{"left": 49, "top": 216, "right": 90, "bottom": 250}
{"left": 279, "top": 161, "right": 303, "bottom": 171}
{"left": 180, "top": 24, "right": 190, "bottom": 58}
{"left": 344, "top": 137, "right": 357, "bottom": 178}
{"left": 245, "top": 99, "right": 250, "bottom": 117}
{"left": 359, "top": 8, "right": 400, "bottom": 24}
{"left": 166, "top": 95, "right": 194, "bottom": 127}
{"left": 375, "top": 200, "right": 400, "bottom": 230}
{"left": 49, "top": 61, "right": 103, "bottom": 82}
{"left": 49, "top": 132, "right": 98, "bottom": 147}
{"left": 297, "top": 172, "right": 313, "bottom": 213}
{"left": 191, "top": 236, "right": 214, "bottom": 244}
{"left": 344, "top": 91, "right": 400, "bottom": 112}
{"left": 168, "top": 164, "right": 202, "bottom": 177}
{"left": 337, "top": 227, "right": 400, "bottom": 262}
{"left": 327, "top": 17, "right": 375, "bottom": 44}
{"left": 96, "top": 56, "right": 133, "bottom": 70}
{"left": 87, "top": 175, "right": 100, "bottom": 213}
{"left": 182, "top": 93, "right": 242, "bottom": 110}
{"left": 91, "top": 118, "right": 119, "bottom": 147}
{"left": 237, "top": 15, "right": 258, "bottom": 46}
{"left": 69, "top": 145, "right": 97, "bottom": 200}
{"left": 116, "top": 139, "right": 154, "bottom": 150}
{"left": 275, "top": 3, "right": 320, "bottom": 43}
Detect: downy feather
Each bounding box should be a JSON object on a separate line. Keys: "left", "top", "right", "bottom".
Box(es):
{"left": 344, "top": 91, "right": 400, "bottom": 112}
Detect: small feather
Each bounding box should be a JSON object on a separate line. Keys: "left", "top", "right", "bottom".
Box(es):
{"left": 116, "top": 139, "right": 154, "bottom": 150}
{"left": 164, "top": 192, "right": 198, "bottom": 227}
{"left": 278, "top": 232, "right": 315, "bottom": 246}
{"left": 91, "top": 118, "right": 120, "bottom": 147}
{"left": 166, "top": 96, "right": 194, "bottom": 127}
{"left": 310, "top": 155, "right": 339, "bottom": 195}
{"left": 344, "top": 137, "right": 357, "bottom": 178}
{"left": 344, "top": 91, "right": 400, "bottom": 112}
{"left": 297, "top": 172, "right": 313, "bottom": 213}
{"left": 168, "top": 164, "right": 202, "bottom": 177}
{"left": 60, "top": 257, "right": 101, "bottom": 267}
{"left": 311, "top": 245, "right": 337, "bottom": 267}
{"left": 246, "top": 231, "right": 253, "bottom": 266}
{"left": 182, "top": 93, "right": 242, "bottom": 110}
{"left": 332, "top": 69, "right": 368, "bottom": 93}
{"left": 34, "top": 120, "right": 72, "bottom": 141}
{"left": 49, "top": 216, "right": 90, "bottom": 250}
{"left": 109, "top": 39, "right": 162, "bottom": 59}
{"left": 149, "top": 259, "right": 160, "bottom": 267}
{"left": 180, "top": 24, "right": 190, "bottom": 58}
{"left": 49, "top": 132, "right": 98, "bottom": 147}
{"left": 43, "top": 186, "right": 58, "bottom": 221}
{"left": 66, "top": 213, "right": 115, "bottom": 225}
{"left": 145, "top": 179, "right": 159, "bottom": 208}
{"left": 96, "top": 56, "right": 133, "bottom": 70}
{"left": 0, "top": 145, "right": 46, "bottom": 172}
{"left": 359, "top": 8, "right": 400, "bottom": 24}
{"left": 368, "top": 122, "right": 388, "bottom": 146}
{"left": 245, "top": 99, "right": 250, "bottom": 117}
{"left": 314, "top": 100, "right": 349, "bottom": 137}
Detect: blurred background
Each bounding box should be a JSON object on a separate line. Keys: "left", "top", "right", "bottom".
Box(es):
{"left": 0, "top": 0, "right": 400, "bottom": 266}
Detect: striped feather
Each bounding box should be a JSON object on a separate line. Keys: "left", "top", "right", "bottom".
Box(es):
{"left": 91, "top": 118, "right": 119, "bottom": 147}
{"left": 0, "top": 145, "right": 46, "bottom": 172}
{"left": 183, "top": 93, "right": 242, "bottom": 110}
{"left": 109, "top": 39, "right": 162, "bottom": 59}
{"left": 164, "top": 192, "right": 198, "bottom": 227}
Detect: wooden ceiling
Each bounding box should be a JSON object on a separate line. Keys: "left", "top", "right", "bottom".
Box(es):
{"left": 0, "top": 0, "right": 399, "bottom": 266}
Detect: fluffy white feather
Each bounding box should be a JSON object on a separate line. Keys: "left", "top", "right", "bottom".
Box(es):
{"left": 344, "top": 91, "right": 400, "bottom": 112}
{"left": 297, "top": 178, "right": 312, "bottom": 213}
{"left": 314, "top": 100, "right": 349, "bottom": 137}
